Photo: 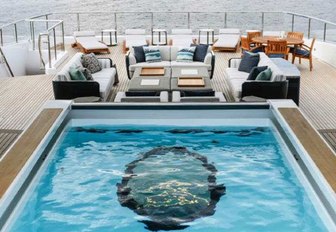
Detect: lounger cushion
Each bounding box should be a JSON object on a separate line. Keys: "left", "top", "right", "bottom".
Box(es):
{"left": 176, "top": 47, "right": 196, "bottom": 62}
{"left": 143, "top": 47, "right": 162, "bottom": 63}
{"left": 133, "top": 46, "right": 146, "bottom": 63}
{"left": 191, "top": 44, "right": 209, "bottom": 62}
{"left": 76, "top": 37, "right": 108, "bottom": 50}
{"left": 81, "top": 53, "right": 102, "bottom": 74}
{"left": 238, "top": 52, "right": 260, "bottom": 73}
{"left": 213, "top": 34, "right": 240, "bottom": 48}
{"left": 247, "top": 66, "right": 268, "bottom": 80}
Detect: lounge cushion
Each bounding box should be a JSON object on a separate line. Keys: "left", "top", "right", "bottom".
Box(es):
{"left": 247, "top": 66, "right": 268, "bottom": 80}
{"left": 81, "top": 53, "right": 102, "bottom": 74}
{"left": 238, "top": 52, "right": 260, "bottom": 73}
{"left": 225, "top": 68, "right": 249, "bottom": 80}
{"left": 133, "top": 46, "right": 146, "bottom": 63}
{"left": 91, "top": 68, "right": 116, "bottom": 81}
{"left": 256, "top": 68, "right": 272, "bottom": 81}
{"left": 294, "top": 48, "right": 310, "bottom": 57}
{"left": 176, "top": 47, "right": 196, "bottom": 62}
{"left": 69, "top": 66, "right": 86, "bottom": 80}
{"left": 170, "top": 61, "right": 211, "bottom": 70}
{"left": 143, "top": 47, "right": 162, "bottom": 62}
{"left": 192, "top": 44, "right": 209, "bottom": 62}
{"left": 76, "top": 37, "right": 108, "bottom": 50}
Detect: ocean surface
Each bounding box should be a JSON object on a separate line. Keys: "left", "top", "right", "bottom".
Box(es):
{"left": 1, "top": 0, "right": 336, "bottom": 39}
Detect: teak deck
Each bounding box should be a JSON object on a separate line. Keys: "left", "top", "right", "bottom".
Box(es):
{"left": 0, "top": 108, "right": 62, "bottom": 198}
{"left": 279, "top": 107, "right": 336, "bottom": 192}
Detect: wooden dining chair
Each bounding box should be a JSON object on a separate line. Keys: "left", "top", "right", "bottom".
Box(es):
{"left": 265, "top": 39, "right": 290, "bottom": 59}
{"left": 292, "top": 37, "right": 316, "bottom": 71}
{"left": 287, "top": 31, "right": 304, "bottom": 40}
{"left": 247, "top": 31, "right": 262, "bottom": 47}
{"left": 240, "top": 36, "right": 263, "bottom": 55}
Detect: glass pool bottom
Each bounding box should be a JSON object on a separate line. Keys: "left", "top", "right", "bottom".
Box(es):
{"left": 7, "top": 123, "right": 328, "bottom": 231}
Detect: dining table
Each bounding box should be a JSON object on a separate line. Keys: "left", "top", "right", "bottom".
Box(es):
{"left": 252, "top": 36, "right": 304, "bottom": 46}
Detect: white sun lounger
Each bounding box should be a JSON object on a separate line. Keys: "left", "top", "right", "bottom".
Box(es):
{"left": 123, "top": 29, "right": 149, "bottom": 53}
{"left": 72, "top": 31, "right": 110, "bottom": 54}
{"left": 169, "top": 29, "right": 196, "bottom": 47}
{"left": 212, "top": 28, "right": 241, "bottom": 52}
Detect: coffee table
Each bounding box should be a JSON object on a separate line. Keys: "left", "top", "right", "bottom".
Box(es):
{"left": 171, "top": 67, "right": 209, "bottom": 78}
{"left": 129, "top": 67, "right": 171, "bottom": 92}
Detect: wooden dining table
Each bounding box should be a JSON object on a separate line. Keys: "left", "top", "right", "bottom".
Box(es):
{"left": 252, "top": 36, "right": 304, "bottom": 46}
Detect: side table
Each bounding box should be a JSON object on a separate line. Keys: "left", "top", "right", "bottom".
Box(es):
{"left": 152, "top": 29, "right": 168, "bottom": 45}
{"left": 198, "top": 29, "right": 215, "bottom": 45}
{"left": 101, "top": 29, "right": 117, "bottom": 46}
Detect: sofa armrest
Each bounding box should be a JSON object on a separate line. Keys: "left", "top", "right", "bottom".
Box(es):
{"left": 228, "top": 58, "right": 242, "bottom": 68}
{"left": 160, "top": 91, "right": 169, "bottom": 102}
{"left": 98, "top": 58, "right": 113, "bottom": 68}
{"left": 204, "top": 51, "right": 215, "bottom": 79}
{"left": 125, "top": 51, "right": 137, "bottom": 79}
{"left": 52, "top": 81, "right": 100, "bottom": 100}
{"left": 241, "top": 80, "right": 288, "bottom": 99}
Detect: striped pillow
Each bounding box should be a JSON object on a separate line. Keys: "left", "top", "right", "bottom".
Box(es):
{"left": 176, "top": 47, "right": 196, "bottom": 62}
{"left": 143, "top": 47, "right": 162, "bottom": 63}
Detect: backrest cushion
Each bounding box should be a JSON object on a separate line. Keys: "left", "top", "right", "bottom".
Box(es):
{"left": 156, "top": 46, "right": 171, "bottom": 61}
{"left": 143, "top": 47, "right": 162, "bottom": 63}
{"left": 69, "top": 66, "right": 86, "bottom": 80}
{"left": 171, "top": 29, "right": 193, "bottom": 35}
{"left": 238, "top": 52, "right": 260, "bottom": 73}
{"left": 133, "top": 46, "right": 146, "bottom": 63}
{"left": 55, "top": 53, "right": 84, "bottom": 81}
{"left": 256, "top": 68, "right": 272, "bottom": 81}
{"left": 191, "top": 44, "right": 209, "bottom": 62}
{"left": 247, "top": 66, "right": 268, "bottom": 80}
{"left": 81, "top": 53, "right": 102, "bottom": 74}
{"left": 258, "top": 52, "right": 286, "bottom": 81}
{"left": 176, "top": 47, "right": 196, "bottom": 62}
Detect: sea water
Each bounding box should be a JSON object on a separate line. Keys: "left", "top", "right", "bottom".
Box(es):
{"left": 7, "top": 123, "right": 328, "bottom": 231}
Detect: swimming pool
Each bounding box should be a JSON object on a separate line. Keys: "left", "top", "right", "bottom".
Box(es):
{"left": 0, "top": 101, "right": 335, "bottom": 231}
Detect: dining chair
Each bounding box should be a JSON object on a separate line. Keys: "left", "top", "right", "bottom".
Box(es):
{"left": 265, "top": 39, "right": 290, "bottom": 59}
{"left": 247, "top": 31, "right": 262, "bottom": 47}
{"left": 240, "top": 36, "right": 263, "bottom": 55}
{"left": 292, "top": 37, "right": 316, "bottom": 71}
{"left": 287, "top": 31, "right": 304, "bottom": 40}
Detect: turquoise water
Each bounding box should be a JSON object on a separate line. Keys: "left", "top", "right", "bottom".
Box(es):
{"left": 8, "top": 123, "right": 328, "bottom": 231}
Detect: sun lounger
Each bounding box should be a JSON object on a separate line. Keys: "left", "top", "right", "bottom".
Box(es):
{"left": 123, "top": 29, "right": 149, "bottom": 53}
{"left": 72, "top": 31, "right": 110, "bottom": 54}
{"left": 169, "top": 29, "right": 196, "bottom": 47}
{"left": 212, "top": 29, "right": 241, "bottom": 52}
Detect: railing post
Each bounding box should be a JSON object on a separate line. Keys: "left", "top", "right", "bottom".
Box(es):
{"left": 14, "top": 23, "right": 18, "bottom": 43}
{"left": 61, "top": 22, "right": 65, "bottom": 51}
{"left": 53, "top": 28, "right": 57, "bottom": 60}
{"left": 188, "top": 12, "right": 190, "bottom": 29}
{"left": 32, "top": 21, "right": 35, "bottom": 50}
{"left": 323, "top": 23, "right": 327, "bottom": 42}
{"left": 291, "top": 14, "right": 295, "bottom": 32}
{"left": 308, "top": 18, "right": 311, "bottom": 39}
{"left": 151, "top": 12, "right": 154, "bottom": 30}
{"left": 0, "top": 29, "right": 3, "bottom": 46}
{"left": 46, "top": 14, "right": 49, "bottom": 30}
{"left": 77, "top": 13, "right": 80, "bottom": 31}
{"left": 114, "top": 12, "right": 117, "bottom": 31}
{"left": 261, "top": 12, "right": 265, "bottom": 32}
{"left": 47, "top": 35, "right": 52, "bottom": 69}
{"left": 224, "top": 12, "right": 227, "bottom": 28}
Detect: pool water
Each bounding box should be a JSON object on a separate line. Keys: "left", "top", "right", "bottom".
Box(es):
{"left": 7, "top": 123, "right": 328, "bottom": 231}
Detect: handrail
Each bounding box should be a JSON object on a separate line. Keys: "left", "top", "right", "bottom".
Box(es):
{"left": 0, "top": 47, "right": 14, "bottom": 77}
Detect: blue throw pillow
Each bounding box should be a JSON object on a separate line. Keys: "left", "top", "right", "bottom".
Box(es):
{"left": 238, "top": 52, "right": 260, "bottom": 73}
{"left": 143, "top": 47, "right": 162, "bottom": 63}
{"left": 191, "top": 44, "right": 209, "bottom": 62}
{"left": 247, "top": 66, "right": 268, "bottom": 80}
{"left": 133, "top": 45, "right": 146, "bottom": 63}
{"left": 176, "top": 47, "right": 196, "bottom": 62}
{"left": 256, "top": 68, "right": 272, "bottom": 81}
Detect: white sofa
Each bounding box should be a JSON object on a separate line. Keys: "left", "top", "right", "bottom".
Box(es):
{"left": 53, "top": 53, "right": 118, "bottom": 101}
{"left": 125, "top": 46, "right": 215, "bottom": 79}
{"left": 226, "top": 52, "right": 288, "bottom": 101}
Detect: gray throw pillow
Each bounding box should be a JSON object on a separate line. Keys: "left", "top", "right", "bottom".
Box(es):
{"left": 81, "top": 53, "right": 102, "bottom": 74}
{"left": 238, "top": 52, "right": 260, "bottom": 73}
{"left": 247, "top": 66, "right": 268, "bottom": 80}
{"left": 80, "top": 67, "right": 93, "bottom": 80}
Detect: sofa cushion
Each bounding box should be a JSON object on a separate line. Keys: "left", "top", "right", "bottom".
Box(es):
{"left": 129, "top": 61, "right": 171, "bottom": 72}
{"left": 258, "top": 53, "right": 285, "bottom": 81}
{"left": 238, "top": 52, "right": 260, "bottom": 73}
{"left": 191, "top": 44, "right": 209, "bottom": 62}
{"left": 256, "top": 68, "right": 272, "bottom": 81}
{"left": 176, "top": 47, "right": 196, "bottom": 62}
{"left": 91, "top": 68, "right": 116, "bottom": 81}
{"left": 81, "top": 53, "right": 102, "bottom": 74}
{"left": 69, "top": 66, "right": 86, "bottom": 80}
{"left": 144, "top": 47, "right": 162, "bottom": 62}
{"left": 225, "top": 68, "right": 249, "bottom": 80}
{"left": 170, "top": 61, "right": 211, "bottom": 70}
{"left": 247, "top": 66, "right": 268, "bottom": 80}
{"left": 133, "top": 46, "right": 146, "bottom": 63}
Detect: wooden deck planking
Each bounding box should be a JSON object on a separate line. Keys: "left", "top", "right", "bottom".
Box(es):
{"left": 319, "top": 129, "right": 336, "bottom": 151}
{"left": 279, "top": 107, "right": 336, "bottom": 192}
{"left": 0, "top": 108, "right": 62, "bottom": 198}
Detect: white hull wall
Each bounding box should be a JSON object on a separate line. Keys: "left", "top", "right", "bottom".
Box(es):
{"left": 313, "top": 40, "right": 336, "bottom": 68}
{"left": 1, "top": 43, "right": 28, "bottom": 77}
